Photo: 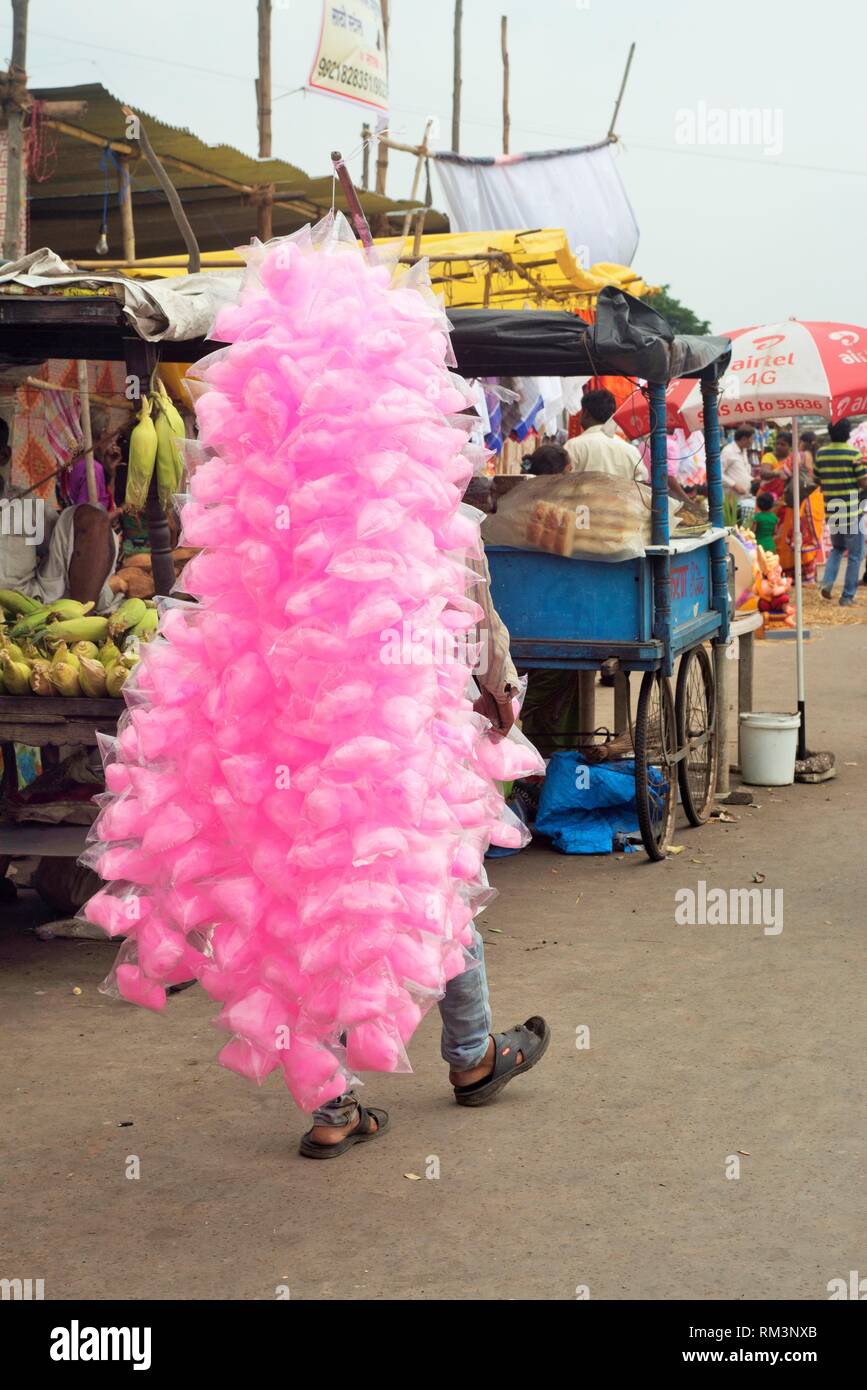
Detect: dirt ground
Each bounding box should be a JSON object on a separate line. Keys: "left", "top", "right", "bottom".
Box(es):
{"left": 2, "top": 623, "right": 864, "bottom": 1302}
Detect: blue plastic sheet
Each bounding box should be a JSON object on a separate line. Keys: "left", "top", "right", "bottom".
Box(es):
{"left": 535, "top": 750, "right": 642, "bottom": 854}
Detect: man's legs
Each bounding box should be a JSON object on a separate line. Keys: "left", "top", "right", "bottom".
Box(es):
{"left": 306, "top": 930, "right": 501, "bottom": 1146}
{"left": 841, "top": 528, "right": 865, "bottom": 603}
{"left": 821, "top": 532, "right": 846, "bottom": 595}
{"left": 438, "top": 927, "right": 491, "bottom": 1073}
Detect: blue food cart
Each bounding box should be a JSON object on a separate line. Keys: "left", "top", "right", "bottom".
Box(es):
{"left": 450, "top": 290, "right": 733, "bottom": 860}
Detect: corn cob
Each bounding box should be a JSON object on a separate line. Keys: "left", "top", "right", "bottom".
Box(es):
{"left": 125, "top": 396, "right": 159, "bottom": 515}
{"left": 153, "top": 382, "right": 186, "bottom": 510}
{"left": 79, "top": 657, "right": 108, "bottom": 697}
{"left": 106, "top": 663, "right": 128, "bottom": 697}
{"left": 30, "top": 660, "right": 53, "bottom": 696}
{"left": 48, "top": 662, "right": 81, "bottom": 697}
{"left": 0, "top": 653, "right": 33, "bottom": 695}
{"left": 108, "top": 598, "right": 147, "bottom": 639}
{"left": 40, "top": 616, "right": 110, "bottom": 644}
{"left": 0, "top": 589, "right": 43, "bottom": 618}
{"left": 129, "top": 608, "right": 159, "bottom": 641}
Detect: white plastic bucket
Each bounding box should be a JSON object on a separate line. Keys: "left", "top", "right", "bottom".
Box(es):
{"left": 739, "top": 711, "right": 800, "bottom": 786}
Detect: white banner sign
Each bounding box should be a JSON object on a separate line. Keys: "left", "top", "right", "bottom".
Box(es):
{"left": 307, "top": 0, "right": 388, "bottom": 114}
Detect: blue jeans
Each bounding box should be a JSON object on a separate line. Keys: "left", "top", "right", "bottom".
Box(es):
{"left": 313, "top": 928, "right": 491, "bottom": 1127}
{"left": 822, "top": 527, "right": 865, "bottom": 601}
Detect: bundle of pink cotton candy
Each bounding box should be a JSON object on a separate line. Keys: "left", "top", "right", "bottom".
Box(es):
{"left": 82, "top": 214, "right": 543, "bottom": 1111}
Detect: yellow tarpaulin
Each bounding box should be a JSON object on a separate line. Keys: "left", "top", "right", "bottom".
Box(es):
{"left": 118, "top": 228, "right": 652, "bottom": 314}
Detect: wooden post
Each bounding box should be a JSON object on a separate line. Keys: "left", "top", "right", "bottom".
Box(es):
{"left": 256, "top": 0, "right": 272, "bottom": 158}
{"left": 75, "top": 360, "right": 98, "bottom": 505}
{"left": 374, "top": 0, "right": 390, "bottom": 195}
{"left": 452, "top": 0, "right": 463, "bottom": 152}
{"left": 608, "top": 41, "right": 636, "bottom": 139}
{"left": 116, "top": 155, "right": 135, "bottom": 262}
{"left": 3, "top": 0, "right": 29, "bottom": 262}
{"left": 501, "top": 15, "right": 510, "bottom": 155}
{"left": 361, "top": 123, "right": 371, "bottom": 189}
{"left": 257, "top": 184, "right": 273, "bottom": 242}
{"left": 401, "top": 120, "right": 432, "bottom": 238}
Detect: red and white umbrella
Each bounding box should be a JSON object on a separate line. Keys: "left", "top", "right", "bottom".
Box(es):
{"left": 615, "top": 318, "right": 867, "bottom": 766}
{"left": 614, "top": 319, "right": 867, "bottom": 437}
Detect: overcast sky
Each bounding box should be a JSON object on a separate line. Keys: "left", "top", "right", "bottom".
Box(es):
{"left": 9, "top": 0, "right": 866, "bottom": 331}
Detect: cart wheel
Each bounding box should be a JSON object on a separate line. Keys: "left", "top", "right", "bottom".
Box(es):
{"left": 675, "top": 645, "right": 718, "bottom": 826}
{"left": 634, "top": 670, "right": 677, "bottom": 861}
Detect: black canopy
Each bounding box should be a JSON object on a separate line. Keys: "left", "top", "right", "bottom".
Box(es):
{"left": 449, "top": 287, "right": 731, "bottom": 384}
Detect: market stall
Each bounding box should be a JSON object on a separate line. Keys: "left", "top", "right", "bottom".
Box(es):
{"left": 445, "top": 288, "right": 733, "bottom": 859}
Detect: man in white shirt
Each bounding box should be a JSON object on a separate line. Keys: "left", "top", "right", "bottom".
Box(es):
{"left": 720, "top": 426, "right": 755, "bottom": 498}
{"left": 564, "top": 389, "right": 647, "bottom": 482}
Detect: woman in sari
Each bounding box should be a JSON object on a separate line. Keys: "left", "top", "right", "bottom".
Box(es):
{"left": 775, "top": 477, "right": 826, "bottom": 584}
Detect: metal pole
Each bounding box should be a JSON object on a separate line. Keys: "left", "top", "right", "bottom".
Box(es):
{"left": 361, "top": 123, "right": 371, "bottom": 190}
{"left": 649, "top": 381, "right": 672, "bottom": 670}
{"left": 791, "top": 415, "right": 806, "bottom": 757}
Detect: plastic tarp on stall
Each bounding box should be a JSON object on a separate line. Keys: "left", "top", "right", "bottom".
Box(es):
{"left": 434, "top": 141, "right": 640, "bottom": 270}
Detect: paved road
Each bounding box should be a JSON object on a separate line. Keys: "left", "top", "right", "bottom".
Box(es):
{"left": 2, "top": 625, "right": 864, "bottom": 1300}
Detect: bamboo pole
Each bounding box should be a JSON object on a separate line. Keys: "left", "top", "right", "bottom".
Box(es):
{"left": 452, "top": 0, "right": 463, "bottom": 152}
{"left": 257, "top": 0, "right": 272, "bottom": 158}
{"left": 25, "top": 376, "right": 133, "bottom": 410}
{"left": 401, "top": 120, "right": 433, "bottom": 239}
{"left": 76, "top": 360, "right": 98, "bottom": 504}
{"left": 374, "top": 0, "right": 390, "bottom": 195}
{"left": 361, "top": 123, "right": 371, "bottom": 189}
{"left": 501, "top": 15, "right": 510, "bottom": 155}
{"left": 116, "top": 155, "right": 136, "bottom": 262}
{"left": 608, "top": 41, "right": 636, "bottom": 139}
{"left": 3, "top": 0, "right": 29, "bottom": 262}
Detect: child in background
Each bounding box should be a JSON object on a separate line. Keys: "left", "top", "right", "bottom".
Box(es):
{"left": 753, "top": 492, "right": 778, "bottom": 552}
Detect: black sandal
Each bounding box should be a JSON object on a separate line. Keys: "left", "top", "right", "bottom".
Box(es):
{"left": 299, "top": 1102, "right": 390, "bottom": 1160}
{"left": 453, "top": 1016, "right": 550, "bottom": 1107}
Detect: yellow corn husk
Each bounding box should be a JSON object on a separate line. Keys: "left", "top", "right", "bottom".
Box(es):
{"left": 108, "top": 597, "right": 147, "bottom": 638}
{"left": 30, "top": 659, "right": 53, "bottom": 695}
{"left": 153, "top": 389, "right": 185, "bottom": 511}
{"left": 48, "top": 662, "right": 81, "bottom": 697}
{"left": 106, "top": 663, "right": 128, "bottom": 697}
{"left": 98, "top": 639, "right": 123, "bottom": 669}
{"left": 79, "top": 656, "right": 108, "bottom": 697}
{"left": 10, "top": 608, "right": 50, "bottom": 639}
{"left": 129, "top": 608, "right": 159, "bottom": 641}
{"left": 41, "top": 616, "right": 110, "bottom": 644}
{"left": 44, "top": 600, "right": 95, "bottom": 622}
{"left": 0, "top": 589, "right": 43, "bottom": 618}
{"left": 1, "top": 639, "right": 26, "bottom": 663}
{"left": 125, "top": 395, "right": 159, "bottom": 515}
{"left": 71, "top": 641, "right": 100, "bottom": 661}
{"left": 1, "top": 653, "right": 33, "bottom": 695}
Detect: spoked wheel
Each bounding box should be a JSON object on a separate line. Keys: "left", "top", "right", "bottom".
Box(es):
{"left": 634, "top": 670, "right": 677, "bottom": 861}
{"left": 675, "top": 644, "right": 718, "bottom": 826}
